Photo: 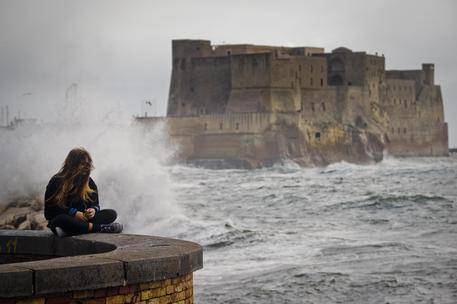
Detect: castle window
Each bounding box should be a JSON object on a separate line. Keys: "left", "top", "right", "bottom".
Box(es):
{"left": 227, "top": 51, "right": 231, "bottom": 56}
{"left": 311, "top": 102, "right": 315, "bottom": 112}
{"left": 298, "top": 65, "right": 302, "bottom": 71}
{"left": 404, "top": 100, "right": 407, "bottom": 108}
{"left": 235, "top": 123, "right": 239, "bottom": 130}
{"left": 196, "top": 47, "right": 200, "bottom": 51}
{"left": 204, "top": 123, "right": 208, "bottom": 131}
{"left": 404, "top": 128, "right": 407, "bottom": 134}
{"left": 310, "top": 78, "right": 313, "bottom": 86}
{"left": 320, "top": 78, "right": 324, "bottom": 86}
{"left": 219, "top": 123, "right": 223, "bottom": 130}
{"left": 190, "top": 87, "right": 194, "bottom": 92}
{"left": 310, "top": 65, "right": 314, "bottom": 73}
{"left": 321, "top": 103, "right": 326, "bottom": 111}
{"left": 315, "top": 132, "right": 321, "bottom": 140}
{"left": 181, "top": 102, "right": 186, "bottom": 107}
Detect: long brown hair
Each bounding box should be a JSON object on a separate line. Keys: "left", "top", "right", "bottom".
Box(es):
{"left": 46, "top": 147, "right": 96, "bottom": 207}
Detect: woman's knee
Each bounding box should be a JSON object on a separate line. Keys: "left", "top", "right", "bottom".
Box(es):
{"left": 50, "top": 214, "right": 73, "bottom": 226}
{"left": 104, "top": 209, "right": 117, "bottom": 221}
{"left": 94, "top": 208, "right": 117, "bottom": 224}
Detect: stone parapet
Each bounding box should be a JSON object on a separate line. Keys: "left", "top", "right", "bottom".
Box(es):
{"left": 0, "top": 230, "right": 202, "bottom": 304}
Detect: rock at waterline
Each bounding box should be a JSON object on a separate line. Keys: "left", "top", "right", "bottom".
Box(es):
{"left": 0, "top": 197, "right": 47, "bottom": 230}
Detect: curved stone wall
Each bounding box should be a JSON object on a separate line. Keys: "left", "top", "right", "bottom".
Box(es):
{"left": 0, "top": 230, "right": 203, "bottom": 304}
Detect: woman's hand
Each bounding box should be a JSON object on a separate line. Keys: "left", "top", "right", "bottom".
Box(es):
{"left": 84, "top": 208, "right": 96, "bottom": 220}
{"left": 75, "top": 211, "right": 87, "bottom": 222}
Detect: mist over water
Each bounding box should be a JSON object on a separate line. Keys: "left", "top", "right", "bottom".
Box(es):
{"left": 166, "top": 157, "right": 457, "bottom": 303}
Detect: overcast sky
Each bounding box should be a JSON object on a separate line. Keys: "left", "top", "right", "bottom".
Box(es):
{"left": 1, "top": 0, "right": 456, "bottom": 146}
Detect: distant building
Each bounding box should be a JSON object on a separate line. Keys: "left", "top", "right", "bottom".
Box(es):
{"left": 137, "top": 40, "right": 448, "bottom": 168}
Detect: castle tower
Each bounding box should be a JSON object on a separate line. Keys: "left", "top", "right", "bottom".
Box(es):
{"left": 422, "top": 63, "right": 435, "bottom": 85}
{"left": 172, "top": 40, "right": 212, "bottom": 59}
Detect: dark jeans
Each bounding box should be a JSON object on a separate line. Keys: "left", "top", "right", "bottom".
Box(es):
{"left": 48, "top": 209, "right": 117, "bottom": 235}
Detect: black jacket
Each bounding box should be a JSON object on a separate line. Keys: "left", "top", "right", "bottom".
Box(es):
{"left": 44, "top": 176, "right": 100, "bottom": 220}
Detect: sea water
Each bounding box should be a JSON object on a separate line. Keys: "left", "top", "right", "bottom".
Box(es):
{"left": 161, "top": 156, "right": 457, "bottom": 303}
{"left": 2, "top": 120, "right": 456, "bottom": 303}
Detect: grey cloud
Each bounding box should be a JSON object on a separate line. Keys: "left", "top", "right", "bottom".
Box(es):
{"left": 1, "top": 0, "right": 456, "bottom": 145}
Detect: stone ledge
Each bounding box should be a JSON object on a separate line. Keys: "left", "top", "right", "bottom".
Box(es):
{"left": 0, "top": 230, "right": 203, "bottom": 298}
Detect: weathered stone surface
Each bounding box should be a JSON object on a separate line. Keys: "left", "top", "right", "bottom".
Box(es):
{"left": 0, "top": 230, "right": 55, "bottom": 256}
{"left": 0, "top": 230, "right": 203, "bottom": 297}
{"left": 20, "top": 256, "right": 125, "bottom": 295}
{"left": 77, "top": 234, "right": 203, "bottom": 284}
{"left": 139, "top": 39, "right": 448, "bottom": 168}
{"left": 0, "top": 264, "right": 33, "bottom": 297}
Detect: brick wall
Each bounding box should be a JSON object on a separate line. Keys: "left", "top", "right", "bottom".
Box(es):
{"left": 1, "top": 274, "right": 193, "bottom": 304}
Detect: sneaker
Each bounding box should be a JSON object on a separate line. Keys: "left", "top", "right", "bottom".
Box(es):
{"left": 48, "top": 223, "right": 67, "bottom": 237}
{"left": 100, "top": 222, "right": 123, "bottom": 233}
{"left": 55, "top": 227, "right": 67, "bottom": 237}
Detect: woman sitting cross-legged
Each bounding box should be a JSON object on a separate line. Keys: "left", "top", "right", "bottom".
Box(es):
{"left": 44, "top": 147, "right": 123, "bottom": 237}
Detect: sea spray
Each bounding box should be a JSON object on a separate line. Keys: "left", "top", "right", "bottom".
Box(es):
{"left": 0, "top": 91, "right": 179, "bottom": 233}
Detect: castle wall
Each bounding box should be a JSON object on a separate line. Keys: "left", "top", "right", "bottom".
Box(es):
{"left": 327, "top": 52, "right": 366, "bottom": 86}
{"left": 326, "top": 51, "right": 385, "bottom": 104}
{"left": 190, "top": 56, "right": 231, "bottom": 114}
{"left": 171, "top": 40, "right": 212, "bottom": 58}
{"left": 163, "top": 39, "right": 449, "bottom": 166}
{"left": 226, "top": 53, "right": 272, "bottom": 112}
{"left": 212, "top": 44, "right": 282, "bottom": 56}
{"left": 385, "top": 69, "right": 424, "bottom": 96}
{"left": 212, "top": 44, "right": 324, "bottom": 57}
{"left": 300, "top": 88, "right": 338, "bottom": 123}
{"left": 168, "top": 55, "right": 231, "bottom": 116}
{"left": 382, "top": 78, "right": 448, "bottom": 156}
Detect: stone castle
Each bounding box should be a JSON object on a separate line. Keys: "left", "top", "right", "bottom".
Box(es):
{"left": 137, "top": 39, "right": 448, "bottom": 168}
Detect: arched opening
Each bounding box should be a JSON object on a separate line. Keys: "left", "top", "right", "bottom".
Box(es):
{"left": 330, "top": 75, "right": 343, "bottom": 85}
{"left": 329, "top": 58, "right": 345, "bottom": 72}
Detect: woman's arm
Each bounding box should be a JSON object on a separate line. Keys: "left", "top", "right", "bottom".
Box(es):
{"left": 44, "top": 176, "right": 72, "bottom": 220}
{"left": 86, "top": 177, "right": 100, "bottom": 212}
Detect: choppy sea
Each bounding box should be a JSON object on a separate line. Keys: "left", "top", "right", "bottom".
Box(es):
{"left": 159, "top": 156, "right": 457, "bottom": 303}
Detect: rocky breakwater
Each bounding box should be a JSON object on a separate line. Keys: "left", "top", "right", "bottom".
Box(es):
{"left": 0, "top": 196, "right": 47, "bottom": 230}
